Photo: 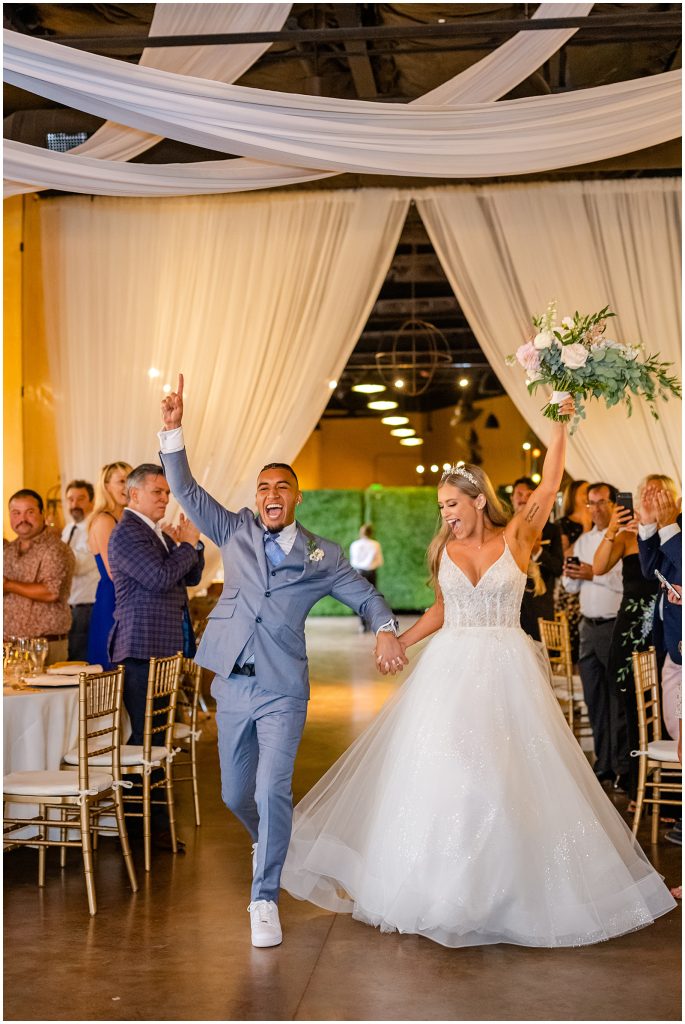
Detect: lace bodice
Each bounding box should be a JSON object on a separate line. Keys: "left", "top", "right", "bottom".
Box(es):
{"left": 438, "top": 538, "right": 526, "bottom": 629}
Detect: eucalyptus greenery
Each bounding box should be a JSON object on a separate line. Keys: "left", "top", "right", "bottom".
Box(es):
{"left": 507, "top": 302, "right": 681, "bottom": 433}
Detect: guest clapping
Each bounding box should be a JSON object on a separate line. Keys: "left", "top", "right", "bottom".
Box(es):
{"left": 86, "top": 461, "right": 132, "bottom": 668}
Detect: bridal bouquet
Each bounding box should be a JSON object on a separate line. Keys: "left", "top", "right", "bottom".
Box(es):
{"left": 507, "top": 301, "right": 681, "bottom": 430}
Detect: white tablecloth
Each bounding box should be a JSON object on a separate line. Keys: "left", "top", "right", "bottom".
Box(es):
{"left": 3, "top": 684, "right": 80, "bottom": 774}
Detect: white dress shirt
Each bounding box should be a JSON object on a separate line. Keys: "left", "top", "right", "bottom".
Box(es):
{"left": 126, "top": 506, "right": 167, "bottom": 542}
{"left": 61, "top": 519, "right": 99, "bottom": 604}
{"left": 561, "top": 526, "right": 623, "bottom": 619}
{"left": 350, "top": 537, "right": 384, "bottom": 571}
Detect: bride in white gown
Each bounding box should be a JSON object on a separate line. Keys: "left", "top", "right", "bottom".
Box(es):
{"left": 281, "top": 398, "right": 676, "bottom": 947}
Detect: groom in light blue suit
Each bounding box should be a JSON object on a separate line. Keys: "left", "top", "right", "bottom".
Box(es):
{"left": 159, "top": 375, "right": 406, "bottom": 946}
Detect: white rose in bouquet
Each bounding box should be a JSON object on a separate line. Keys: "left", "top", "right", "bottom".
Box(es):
{"left": 560, "top": 343, "right": 589, "bottom": 370}
{"left": 533, "top": 330, "right": 555, "bottom": 350}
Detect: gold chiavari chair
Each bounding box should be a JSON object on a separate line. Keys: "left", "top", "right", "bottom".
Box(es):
{"left": 537, "top": 614, "right": 592, "bottom": 743}
{"left": 63, "top": 653, "right": 183, "bottom": 872}
{"left": 172, "top": 657, "right": 204, "bottom": 827}
{"left": 3, "top": 667, "right": 138, "bottom": 915}
{"left": 631, "top": 647, "right": 682, "bottom": 844}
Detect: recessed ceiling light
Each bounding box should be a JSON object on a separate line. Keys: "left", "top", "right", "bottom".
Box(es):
{"left": 400, "top": 437, "right": 423, "bottom": 446}
{"left": 381, "top": 416, "right": 409, "bottom": 426}
{"left": 390, "top": 428, "right": 416, "bottom": 438}
{"left": 368, "top": 400, "right": 398, "bottom": 411}
{"left": 352, "top": 383, "right": 386, "bottom": 394}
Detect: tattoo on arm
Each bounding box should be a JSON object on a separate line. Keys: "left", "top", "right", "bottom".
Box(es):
{"left": 525, "top": 502, "right": 540, "bottom": 523}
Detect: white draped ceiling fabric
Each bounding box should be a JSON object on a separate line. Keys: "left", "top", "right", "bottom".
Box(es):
{"left": 3, "top": 21, "right": 680, "bottom": 190}
{"left": 5, "top": 3, "right": 594, "bottom": 196}
{"left": 38, "top": 190, "right": 410, "bottom": 580}
{"left": 417, "top": 179, "right": 682, "bottom": 491}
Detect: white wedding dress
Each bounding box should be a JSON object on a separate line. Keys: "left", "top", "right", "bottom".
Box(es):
{"left": 281, "top": 540, "right": 676, "bottom": 947}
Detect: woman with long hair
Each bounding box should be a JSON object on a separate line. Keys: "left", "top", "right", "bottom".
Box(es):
{"left": 86, "top": 461, "right": 131, "bottom": 667}
{"left": 281, "top": 398, "right": 675, "bottom": 947}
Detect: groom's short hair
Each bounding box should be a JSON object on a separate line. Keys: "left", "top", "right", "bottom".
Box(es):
{"left": 260, "top": 463, "right": 299, "bottom": 488}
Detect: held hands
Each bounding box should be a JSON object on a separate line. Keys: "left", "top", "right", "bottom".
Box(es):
{"left": 161, "top": 372, "right": 184, "bottom": 430}
{"left": 374, "top": 632, "right": 408, "bottom": 676}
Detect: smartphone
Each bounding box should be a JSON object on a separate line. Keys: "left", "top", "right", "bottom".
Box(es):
{"left": 654, "top": 568, "right": 680, "bottom": 599}
{"left": 565, "top": 556, "right": 580, "bottom": 567}
{"left": 616, "top": 491, "right": 634, "bottom": 516}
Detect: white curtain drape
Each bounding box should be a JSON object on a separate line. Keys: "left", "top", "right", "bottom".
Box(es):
{"left": 70, "top": 4, "right": 293, "bottom": 161}
{"left": 5, "top": 3, "right": 596, "bottom": 198}
{"left": 4, "top": 29, "right": 679, "bottom": 178}
{"left": 416, "top": 179, "right": 682, "bottom": 491}
{"left": 38, "top": 190, "right": 409, "bottom": 579}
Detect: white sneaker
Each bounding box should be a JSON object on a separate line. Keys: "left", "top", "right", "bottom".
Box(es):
{"left": 252, "top": 841, "right": 258, "bottom": 877}
{"left": 248, "top": 900, "right": 282, "bottom": 947}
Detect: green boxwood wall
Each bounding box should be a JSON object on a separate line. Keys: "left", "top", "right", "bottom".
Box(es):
{"left": 301, "top": 486, "right": 438, "bottom": 616}
{"left": 364, "top": 487, "right": 437, "bottom": 612}
{"left": 299, "top": 489, "right": 365, "bottom": 616}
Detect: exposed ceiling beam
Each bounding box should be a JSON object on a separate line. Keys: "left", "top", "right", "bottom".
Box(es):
{"left": 335, "top": 4, "right": 378, "bottom": 100}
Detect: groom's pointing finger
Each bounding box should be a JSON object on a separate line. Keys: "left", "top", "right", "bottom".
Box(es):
{"left": 177, "top": 372, "right": 184, "bottom": 398}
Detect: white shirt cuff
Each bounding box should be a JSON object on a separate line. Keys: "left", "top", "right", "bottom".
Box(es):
{"left": 158, "top": 427, "right": 185, "bottom": 454}
{"left": 659, "top": 522, "right": 681, "bottom": 545}
{"left": 375, "top": 620, "right": 397, "bottom": 636}
{"left": 638, "top": 522, "right": 658, "bottom": 540}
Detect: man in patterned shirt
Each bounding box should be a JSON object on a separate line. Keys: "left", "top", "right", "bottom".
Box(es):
{"left": 4, "top": 489, "right": 75, "bottom": 665}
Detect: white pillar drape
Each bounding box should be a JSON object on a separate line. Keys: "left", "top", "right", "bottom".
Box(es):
{"left": 416, "top": 179, "right": 682, "bottom": 490}
{"left": 38, "top": 190, "right": 409, "bottom": 579}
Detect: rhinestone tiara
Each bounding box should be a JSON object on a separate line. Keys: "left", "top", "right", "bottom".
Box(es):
{"left": 442, "top": 464, "right": 479, "bottom": 488}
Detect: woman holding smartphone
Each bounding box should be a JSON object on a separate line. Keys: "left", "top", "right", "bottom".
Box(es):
{"left": 593, "top": 481, "right": 660, "bottom": 804}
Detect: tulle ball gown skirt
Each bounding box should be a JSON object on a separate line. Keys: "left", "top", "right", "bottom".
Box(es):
{"left": 281, "top": 626, "right": 676, "bottom": 948}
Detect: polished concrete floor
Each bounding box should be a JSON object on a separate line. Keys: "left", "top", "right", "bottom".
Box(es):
{"left": 4, "top": 618, "right": 682, "bottom": 1022}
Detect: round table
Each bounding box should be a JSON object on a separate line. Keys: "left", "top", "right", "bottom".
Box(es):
{"left": 3, "top": 683, "right": 80, "bottom": 774}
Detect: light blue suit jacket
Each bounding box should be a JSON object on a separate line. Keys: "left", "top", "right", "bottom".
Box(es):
{"left": 161, "top": 448, "right": 397, "bottom": 698}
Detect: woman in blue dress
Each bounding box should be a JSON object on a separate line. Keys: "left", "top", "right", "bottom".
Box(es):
{"left": 86, "top": 461, "right": 131, "bottom": 667}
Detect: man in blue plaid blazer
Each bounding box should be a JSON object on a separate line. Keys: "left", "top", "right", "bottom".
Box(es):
{"left": 158, "top": 375, "right": 406, "bottom": 946}
{"left": 109, "top": 463, "right": 205, "bottom": 847}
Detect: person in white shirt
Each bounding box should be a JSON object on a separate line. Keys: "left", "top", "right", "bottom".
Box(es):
{"left": 349, "top": 524, "right": 384, "bottom": 632}
{"left": 562, "top": 482, "right": 627, "bottom": 787}
{"left": 61, "top": 479, "right": 99, "bottom": 660}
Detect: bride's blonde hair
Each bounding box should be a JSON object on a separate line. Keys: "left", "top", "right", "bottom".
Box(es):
{"left": 427, "top": 464, "right": 509, "bottom": 591}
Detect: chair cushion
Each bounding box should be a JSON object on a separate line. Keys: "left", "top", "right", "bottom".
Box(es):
{"left": 172, "top": 723, "right": 192, "bottom": 740}
{"left": 62, "top": 745, "right": 170, "bottom": 767}
{"left": 647, "top": 739, "right": 681, "bottom": 764}
{"left": 4, "top": 769, "right": 113, "bottom": 797}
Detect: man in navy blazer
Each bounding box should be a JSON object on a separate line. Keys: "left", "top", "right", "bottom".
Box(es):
{"left": 109, "top": 463, "right": 205, "bottom": 847}
{"left": 159, "top": 375, "right": 406, "bottom": 947}
{"left": 637, "top": 482, "right": 681, "bottom": 742}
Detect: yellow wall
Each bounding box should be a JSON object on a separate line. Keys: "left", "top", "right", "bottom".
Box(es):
{"left": 3, "top": 197, "right": 24, "bottom": 537}
{"left": 3, "top": 196, "right": 63, "bottom": 536}
{"left": 293, "top": 395, "right": 543, "bottom": 492}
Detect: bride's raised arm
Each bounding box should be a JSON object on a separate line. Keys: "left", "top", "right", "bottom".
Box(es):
{"left": 508, "top": 396, "right": 575, "bottom": 555}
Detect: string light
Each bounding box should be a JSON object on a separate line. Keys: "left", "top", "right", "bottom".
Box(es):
{"left": 458, "top": 377, "right": 469, "bottom": 388}
{"left": 400, "top": 437, "right": 423, "bottom": 446}
{"left": 148, "top": 367, "right": 161, "bottom": 379}
{"left": 531, "top": 472, "right": 542, "bottom": 484}
{"left": 390, "top": 428, "right": 416, "bottom": 438}
{"left": 532, "top": 448, "right": 541, "bottom": 458}
{"left": 381, "top": 416, "right": 409, "bottom": 426}
{"left": 430, "top": 464, "right": 439, "bottom": 473}
{"left": 352, "top": 383, "right": 385, "bottom": 394}
{"left": 328, "top": 379, "right": 337, "bottom": 389}
{"left": 442, "top": 462, "right": 451, "bottom": 471}
{"left": 416, "top": 464, "right": 425, "bottom": 474}
{"left": 522, "top": 442, "right": 532, "bottom": 451}
{"left": 368, "top": 400, "right": 398, "bottom": 411}
{"left": 394, "top": 379, "right": 405, "bottom": 389}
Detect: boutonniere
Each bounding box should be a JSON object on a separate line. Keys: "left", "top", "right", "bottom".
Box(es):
{"left": 307, "top": 539, "right": 325, "bottom": 563}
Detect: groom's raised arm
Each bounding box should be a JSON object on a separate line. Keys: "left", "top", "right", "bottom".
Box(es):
{"left": 159, "top": 373, "right": 239, "bottom": 548}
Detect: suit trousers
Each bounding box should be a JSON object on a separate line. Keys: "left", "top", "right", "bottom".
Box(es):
{"left": 211, "top": 672, "right": 308, "bottom": 903}
{"left": 578, "top": 617, "right": 629, "bottom": 778}
{"left": 68, "top": 603, "right": 93, "bottom": 662}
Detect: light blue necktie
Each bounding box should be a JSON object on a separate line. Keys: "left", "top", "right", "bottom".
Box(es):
{"left": 264, "top": 530, "right": 286, "bottom": 567}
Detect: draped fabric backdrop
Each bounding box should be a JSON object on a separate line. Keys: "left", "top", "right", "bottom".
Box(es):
{"left": 417, "top": 178, "right": 682, "bottom": 490}
{"left": 38, "top": 190, "right": 409, "bottom": 581}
